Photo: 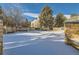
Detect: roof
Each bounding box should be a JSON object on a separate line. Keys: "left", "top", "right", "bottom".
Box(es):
{"left": 65, "top": 20, "right": 79, "bottom": 24}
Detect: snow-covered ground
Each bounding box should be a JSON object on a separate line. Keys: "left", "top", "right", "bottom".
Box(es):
{"left": 3, "top": 31, "right": 79, "bottom": 55}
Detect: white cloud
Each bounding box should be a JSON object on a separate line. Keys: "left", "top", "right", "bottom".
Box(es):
{"left": 64, "top": 15, "right": 71, "bottom": 19}
{"left": 23, "top": 12, "right": 71, "bottom": 19}
{"left": 23, "top": 12, "right": 39, "bottom": 18}
{"left": 53, "top": 15, "right": 70, "bottom": 19}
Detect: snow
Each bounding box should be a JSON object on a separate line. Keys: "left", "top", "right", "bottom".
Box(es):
{"left": 14, "top": 33, "right": 41, "bottom": 36}
{"left": 3, "top": 31, "right": 79, "bottom": 55}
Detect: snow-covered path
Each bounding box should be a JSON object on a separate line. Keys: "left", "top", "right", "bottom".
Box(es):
{"left": 3, "top": 31, "right": 79, "bottom": 55}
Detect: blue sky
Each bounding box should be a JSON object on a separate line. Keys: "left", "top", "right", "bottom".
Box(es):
{"left": 0, "top": 3, "right": 79, "bottom": 21}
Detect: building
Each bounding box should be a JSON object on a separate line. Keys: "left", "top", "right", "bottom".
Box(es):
{"left": 70, "top": 14, "right": 79, "bottom": 20}
{"left": 31, "top": 18, "right": 40, "bottom": 29}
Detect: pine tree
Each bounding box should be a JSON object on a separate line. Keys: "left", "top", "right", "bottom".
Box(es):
{"left": 55, "top": 13, "right": 67, "bottom": 27}
{"left": 39, "top": 6, "right": 54, "bottom": 30}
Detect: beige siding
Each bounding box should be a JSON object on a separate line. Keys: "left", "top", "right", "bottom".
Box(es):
{"left": 31, "top": 19, "right": 40, "bottom": 28}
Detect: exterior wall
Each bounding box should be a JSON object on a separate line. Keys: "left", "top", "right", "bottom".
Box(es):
{"left": 4, "top": 26, "right": 16, "bottom": 33}
{"left": 31, "top": 19, "right": 40, "bottom": 29}
{"left": 71, "top": 16, "right": 79, "bottom": 20}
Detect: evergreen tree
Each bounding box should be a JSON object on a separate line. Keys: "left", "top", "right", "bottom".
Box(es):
{"left": 39, "top": 6, "right": 54, "bottom": 30}
{"left": 55, "top": 13, "right": 67, "bottom": 27}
